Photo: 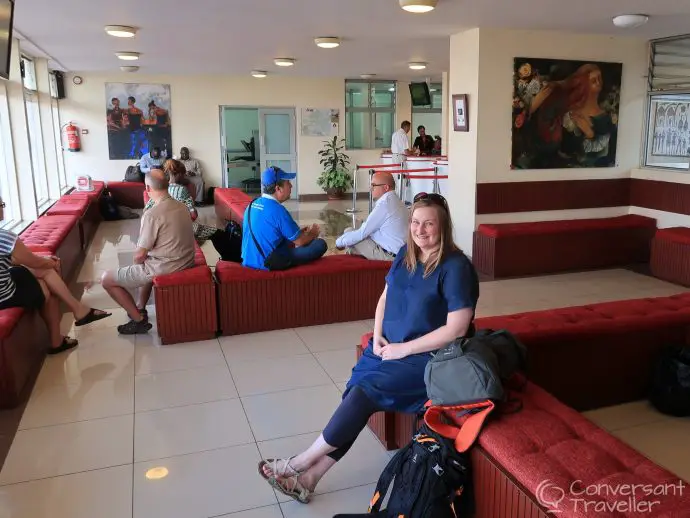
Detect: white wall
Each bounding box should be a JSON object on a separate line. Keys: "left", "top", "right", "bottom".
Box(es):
{"left": 60, "top": 73, "right": 413, "bottom": 195}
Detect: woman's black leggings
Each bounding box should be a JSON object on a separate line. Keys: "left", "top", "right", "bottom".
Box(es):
{"left": 323, "top": 386, "right": 381, "bottom": 462}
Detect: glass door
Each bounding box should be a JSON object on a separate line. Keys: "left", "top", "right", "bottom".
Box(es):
{"left": 258, "top": 108, "right": 297, "bottom": 199}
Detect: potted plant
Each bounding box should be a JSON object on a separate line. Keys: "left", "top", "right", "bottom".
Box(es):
{"left": 317, "top": 136, "right": 353, "bottom": 200}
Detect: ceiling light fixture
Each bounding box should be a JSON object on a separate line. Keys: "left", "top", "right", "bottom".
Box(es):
{"left": 105, "top": 25, "right": 138, "bottom": 38}
{"left": 120, "top": 66, "right": 139, "bottom": 72}
{"left": 360, "top": 74, "right": 376, "bottom": 79}
{"left": 251, "top": 70, "right": 267, "bottom": 78}
{"left": 399, "top": 0, "right": 438, "bottom": 13}
{"left": 116, "top": 52, "right": 140, "bottom": 61}
{"left": 315, "top": 37, "right": 340, "bottom": 49}
{"left": 612, "top": 14, "right": 649, "bottom": 29}
{"left": 408, "top": 62, "right": 427, "bottom": 70}
{"left": 274, "top": 58, "right": 295, "bottom": 67}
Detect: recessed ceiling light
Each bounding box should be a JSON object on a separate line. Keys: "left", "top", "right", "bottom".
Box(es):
{"left": 408, "top": 62, "right": 427, "bottom": 70}
{"left": 315, "top": 37, "right": 340, "bottom": 49}
{"left": 274, "top": 58, "right": 295, "bottom": 67}
{"left": 251, "top": 70, "right": 267, "bottom": 78}
{"left": 360, "top": 74, "right": 376, "bottom": 79}
{"left": 120, "top": 66, "right": 139, "bottom": 72}
{"left": 399, "top": 0, "right": 438, "bottom": 13}
{"left": 105, "top": 25, "right": 137, "bottom": 38}
{"left": 116, "top": 52, "right": 140, "bottom": 61}
{"left": 612, "top": 14, "right": 649, "bottom": 29}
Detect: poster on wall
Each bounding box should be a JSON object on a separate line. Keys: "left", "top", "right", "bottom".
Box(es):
{"left": 511, "top": 57, "right": 622, "bottom": 169}
{"left": 301, "top": 108, "right": 339, "bottom": 137}
{"left": 105, "top": 83, "right": 172, "bottom": 160}
{"left": 651, "top": 102, "right": 690, "bottom": 157}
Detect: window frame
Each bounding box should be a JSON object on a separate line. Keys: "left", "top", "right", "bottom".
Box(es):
{"left": 23, "top": 88, "right": 51, "bottom": 210}
{"left": 345, "top": 80, "right": 397, "bottom": 150}
{"left": 0, "top": 83, "right": 21, "bottom": 230}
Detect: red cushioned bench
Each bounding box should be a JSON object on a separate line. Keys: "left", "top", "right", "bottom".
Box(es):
{"left": 359, "top": 291, "right": 690, "bottom": 450}
{"left": 214, "top": 188, "right": 252, "bottom": 223}
{"left": 46, "top": 195, "right": 96, "bottom": 250}
{"left": 216, "top": 255, "right": 390, "bottom": 335}
{"left": 106, "top": 181, "right": 146, "bottom": 209}
{"left": 0, "top": 308, "right": 49, "bottom": 408}
{"left": 69, "top": 181, "right": 105, "bottom": 203}
{"left": 650, "top": 227, "right": 690, "bottom": 287}
{"left": 20, "top": 214, "right": 82, "bottom": 281}
{"left": 473, "top": 215, "right": 657, "bottom": 278}
{"left": 152, "top": 243, "right": 217, "bottom": 345}
{"left": 470, "top": 381, "right": 690, "bottom": 518}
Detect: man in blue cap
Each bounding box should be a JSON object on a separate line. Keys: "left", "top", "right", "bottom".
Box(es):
{"left": 241, "top": 166, "right": 327, "bottom": 270}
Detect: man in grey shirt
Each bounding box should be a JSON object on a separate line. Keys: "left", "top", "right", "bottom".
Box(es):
{"left": 179, "top": 146, "right": 205, "bottom": 205}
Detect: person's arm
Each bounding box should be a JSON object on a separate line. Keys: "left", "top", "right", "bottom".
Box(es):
{"left": 277, "top": 209, "right": 315, "bottom": 247}
{"left": 11, "top": 239, "right": 57, "bottom": 270}
{"left": 193, "top": 160, "right": 202, "bottom": 178}
{"left": 139, "top": 156, "right": 151, "bottom": 173}
{"left": 372, "top": 286, "right": 388, "bottom": 355}
{"left": 136, "top": 212, "right": 157, "bottom": 263}
{"left": 335, "top": 199, "right": 386, "bottom": 249}
{"left": 133, "top": 247, "right": 148, "bottom": 264}
{"left": 293, "top": 225, "right": 319, "bottom": 247}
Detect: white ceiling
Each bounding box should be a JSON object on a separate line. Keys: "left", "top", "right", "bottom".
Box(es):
{"left": 13, "top": 0, "right": 690, "bottom": 79}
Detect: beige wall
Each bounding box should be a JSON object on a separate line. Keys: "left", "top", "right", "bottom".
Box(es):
{"left": 60, "top": 73, "right": 412, "bottom": 195}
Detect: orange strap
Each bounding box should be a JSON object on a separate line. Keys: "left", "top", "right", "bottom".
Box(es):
{"left": 424, "top": 401, "right": 495, "bottom": 453}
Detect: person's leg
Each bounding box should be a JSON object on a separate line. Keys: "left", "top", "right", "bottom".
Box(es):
{"left": 287, "top": 238, "right": 328, "bottom": 267}
{"left": 101, "top": 267, "right": 153, "bottom": 334}
{"left": 31, "top": 268, "right": 94, "bottom": 319}
{"left": 36, "top": 279, "right": 78, "bottom": 353}
{"left": 137, "top": 283, "right": 153, "bottom": 313}
{"left": 350, "top": 238, "right": 395, "bottom": 261}
{"left": 190, "top": 176, "right": 205, "bottom": 203}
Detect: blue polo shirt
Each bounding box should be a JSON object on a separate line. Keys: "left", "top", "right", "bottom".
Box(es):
{"left": 241, "top": 195, "right": 301, "bottom": 270}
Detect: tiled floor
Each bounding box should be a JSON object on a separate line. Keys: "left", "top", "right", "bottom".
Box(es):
{"left": 0, "top": 199, "right": 688, "bottom": 517}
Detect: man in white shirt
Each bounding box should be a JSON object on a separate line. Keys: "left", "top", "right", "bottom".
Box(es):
{"left": 390, "top": 120, "right": 416, "bottom": 164}
{"left": 336, "top": 172, "right": 408, "bottom": 261}
{"left": 179, "top": 147, "right": 205, "bottom": 205}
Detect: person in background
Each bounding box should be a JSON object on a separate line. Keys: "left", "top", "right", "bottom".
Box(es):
{"left": 0, "top": 197, "right": 111, "bottom": 353}
{"left": 336, "top": 171, "right": 407, "bottom": 261}
{"left": 257, "top": 192, "right": 479, "bottom": 503}
{"left": 179, "top": 147, "right": 205, "bottom": 205}
{"left": 241, "top": 167, "right": 327, "bottom": 271}
{"left": 139, "top": 146, "right": 165, "bottom": 174}
{"left": 390, "top": 120, "right": 418, "bottom": 164}
{"left": 413, "top": 125, "right": 435, "bottom": 156}
{"left": 158, "top": 159, "right": 197, "bottom": 219}
{"left": 101, "top": 169, "right": 196, "bottom": 334}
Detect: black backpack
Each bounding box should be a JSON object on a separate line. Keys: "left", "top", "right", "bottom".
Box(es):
{"left": 649, "top": 345, "right": 690, "bottom": 417}
{"left": 209, "top": 220, "right": 243, "bottom": 263}
{"left": 99, "top": 190, "right": 121, "bottom": 221}
{"left": 124, "top": 164, "right": 144, "bottom": 183}
{"left": 334, "top": 424, "right": 470, "bottom": 518}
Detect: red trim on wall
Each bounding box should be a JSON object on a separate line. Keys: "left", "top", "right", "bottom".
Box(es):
{"left": 630, "top": 178, "right": 690, "bottom": 216}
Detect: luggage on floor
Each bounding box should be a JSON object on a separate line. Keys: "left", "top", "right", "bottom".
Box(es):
{"left": 649, "top": 345, "right": 690, "bottom": 417}
{"left": 209, "top": 221, "right": 243, "bottom": 263}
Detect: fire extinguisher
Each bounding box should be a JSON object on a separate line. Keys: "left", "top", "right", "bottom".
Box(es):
{"left": 62, "top": 122, "right": 81, "bottom": 152}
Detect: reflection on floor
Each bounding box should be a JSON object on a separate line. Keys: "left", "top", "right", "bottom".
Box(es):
{"left": 0, "top": 198, "right": 687, "bottom": 517}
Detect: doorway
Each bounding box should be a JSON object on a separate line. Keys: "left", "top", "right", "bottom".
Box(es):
{"left": 219, "top": 106, "right": 297, "bottom": 199}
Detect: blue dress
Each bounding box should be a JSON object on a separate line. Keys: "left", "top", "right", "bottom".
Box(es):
{"left": 345, "top": 245, "right": 480, "bottom": 413}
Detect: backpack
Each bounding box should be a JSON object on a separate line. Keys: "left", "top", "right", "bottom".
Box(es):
{"left": 99, "top": 190, "right": 121, "bottom": 221}
{"left": 209, "top": 220, "right": 243, "bottom": 263}
{"left": 124, "top": 164, "right": 144, "bottom": 183}
{"left": 207, "top": 186, "right": 216, "bottom": 204}
{"left": 334, "top": 424, "right": 470, "bottom": 518}
{"left": 649, "top": 345, "right": 690, "bottom": 417}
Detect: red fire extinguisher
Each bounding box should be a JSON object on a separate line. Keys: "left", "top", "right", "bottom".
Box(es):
{"left": 62, "top": 122, "right": 81, "bottom": 152}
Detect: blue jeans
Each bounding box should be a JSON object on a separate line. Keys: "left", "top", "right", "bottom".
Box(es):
{"left": 282, "top": 238, "right": 327, "bottom": 267}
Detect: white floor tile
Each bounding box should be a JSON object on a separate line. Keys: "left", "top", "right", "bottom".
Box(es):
{"left": 217, "top": 505, "right": 284, "bottom": 518}
{"left": 133, "top": 444, "right": 277, "bottom": 518}
{"left": 582, "top": 400, "right": 671, "bottom": 432}
{"left": 0, "top": 465, "right": 133, "bottom": 518}
{"left": 134, "top": 399, "right": 254, "bottom": 462}
{"left": 70, "top": 328, "right": 136, "bottom": 350}
{"left": 280, "top": 483, "right": 375, "bottom": 518}
{"left": 135, "top": 366, "right": 238, "bottom": 412}
{"left": 336, "top": 382, "right": 347, "bottom": 393}
{"left": 220, "top": 329, "right": 310, "bottom": 364}
{"left": 258, "top": 429, "right": 389, "bottom": 501}
{"left": 19, "top": 378, "right": 134, "bottom": 429}
{"left": 243, "top": 385, "right": 342, "bottom": 441}
{"left": 314, "top": 349, "right": 355, "bottom": 383}
{"left": 135, "top": 339, "right": 225, "bottom": 375}
{"left": 230, "top": 355, "right": 332, "bottom": 396}
{"left": 0, "top": 415, "right": 133, "bottom": 485}
{"left": 294, "top": 322, "right": 371, "bottom": 353}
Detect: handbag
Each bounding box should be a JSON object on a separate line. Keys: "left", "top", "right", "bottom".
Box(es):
{"left": 247, "top": 200, "right": 294, "bottom": 271}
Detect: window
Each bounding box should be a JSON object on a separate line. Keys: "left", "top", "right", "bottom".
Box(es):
{"left": 412, "top": 82, "right": 442, "bottom": 143}
{"left": 50, "top": 99, "right": 68, "bottom": 192}
{"left": 24, "top": 91, "right": 50, "bottom": 208}
{"left": 345, "top": 80, "right": 396, "bottom": 149}
{"left": 643, "top": 37, "right": 690, "bottom": 170}
{"left": 0, "top": 85, "right": 20, "bottom": 228}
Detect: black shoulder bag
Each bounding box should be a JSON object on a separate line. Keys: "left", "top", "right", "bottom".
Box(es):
{"left": 247, "top": 200, "right": 294, "bottom": 271}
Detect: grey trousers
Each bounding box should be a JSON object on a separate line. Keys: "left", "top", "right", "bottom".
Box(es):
{"left": 187, "top": 175, "right": 205, "bottom": 203}
{"left": 342, "top": 227, "right": 396, "bottom": 261}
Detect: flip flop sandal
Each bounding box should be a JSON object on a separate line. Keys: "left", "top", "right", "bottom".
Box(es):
{"left": 75, "top": 308, "right": 112, "bottom": 327}
{"left": 269, "top": 474, "right": 312, "bottom": 504}
{"left": 257, "top": 457, "right": 303, "bottom": 481}
{"left": 47, "top": 336, "right": 79, "bottom": 355}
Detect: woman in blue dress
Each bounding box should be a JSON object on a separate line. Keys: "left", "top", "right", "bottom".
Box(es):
{"left": 258, "top": 192, "right": 480, "bottom": 503}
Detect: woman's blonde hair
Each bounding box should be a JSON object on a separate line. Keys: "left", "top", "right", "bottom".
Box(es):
{"left": 404, "top": 197, "right": 459, "bottom": 278}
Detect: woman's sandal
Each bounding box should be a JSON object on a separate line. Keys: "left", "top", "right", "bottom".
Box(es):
{"left": 75, "top": 308, "right": 112, "bottom": 327}
{"left": 47, "top": 336, "right": 78, "bottom": 355}
{"left": 257, "top": 457, "right": 313, "bottom": 504}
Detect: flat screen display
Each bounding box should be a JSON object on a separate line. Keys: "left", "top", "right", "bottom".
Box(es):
{"left": 0, "top": 0, "right": 14, "bottom": 81}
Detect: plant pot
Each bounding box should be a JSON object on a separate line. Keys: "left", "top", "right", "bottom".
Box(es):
{"left": 326, "top": 188, "right": 346, "bottom": 200}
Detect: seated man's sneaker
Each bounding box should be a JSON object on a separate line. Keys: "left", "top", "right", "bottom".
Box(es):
{"left": 117, "top": 319, "right": 153, "bottom": 335}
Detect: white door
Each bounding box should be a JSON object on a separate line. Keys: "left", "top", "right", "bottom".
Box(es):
{"left": 259, "top": 108, "right": 297, "bottom": 199}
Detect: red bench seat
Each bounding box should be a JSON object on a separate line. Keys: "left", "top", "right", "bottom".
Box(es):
{"left": 473, "top": 215, "right": 656, "bottom": 278}
{"left": 650, "top": 227, "right": 690, "bottom": 287}
{"left": 106, "top": 181, "right": 145, "bottom": 209}
{"left": 21, "top": 215, "right": 82, "bottom": 280}
{"left": 69, "top": 181, "right": 105, "bottom": 202}
{"left": 214, "top": 188, "right": 252, "bottom": 223}
{"left": 46, "top": 196, "right": 96, "bottom": 249}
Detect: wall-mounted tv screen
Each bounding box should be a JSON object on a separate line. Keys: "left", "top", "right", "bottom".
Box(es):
{"left": 0, "top": 0, "right": 14, "bottom": 81}
{"left": 409, "top": 82, "right": 431, "bottom": 106}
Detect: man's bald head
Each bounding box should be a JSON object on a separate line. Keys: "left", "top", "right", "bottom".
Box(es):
{"left": 145, "top": 168, "right": 169, "bottom": 192}
{"left": 371, "top": 171, "right": 396, "bottom": 200}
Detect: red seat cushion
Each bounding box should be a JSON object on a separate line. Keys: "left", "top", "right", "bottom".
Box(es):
{"left": 0, "top": 308, "right": 24, "bottom": 340}
{"left": 69, "top": 181, "right": 105, "bottom": 201}
{"left": 46, "top": 196, "right": 89, "bottom": 217}
{"left": 655, "top": 227, "right": 690, "bottom": 246}
{"left": 20, "top": 215, "right": 79, "bottom": 253}
{"left": 477, "top": 215, "right": 656, "bottom": 238}
{"left": 215, "top": 188, "right": 252, "bottom": 206}
{"left": 215, "top": 255, "right": 390, "bottom": 283}
{"left": 479, "top": 382, "right": 690, "bottom": 516}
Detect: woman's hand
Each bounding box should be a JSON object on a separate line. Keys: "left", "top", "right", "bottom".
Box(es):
{"left": 380, "top": 342, "right": 412, "bottom": 361}
{"left": 42, "top": 256, "right": 59, "bottom": 270}
{"left": 372, "top": 335, "right": 388, "bottom": 357}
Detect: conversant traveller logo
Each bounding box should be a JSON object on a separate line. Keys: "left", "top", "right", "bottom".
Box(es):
{"left": 535, "top": 479, "right": 686, "bottom": 514}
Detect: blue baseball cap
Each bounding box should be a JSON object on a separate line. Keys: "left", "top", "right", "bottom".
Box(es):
{"left": 261, "top": 166, "right": 297, "bottom": 186}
